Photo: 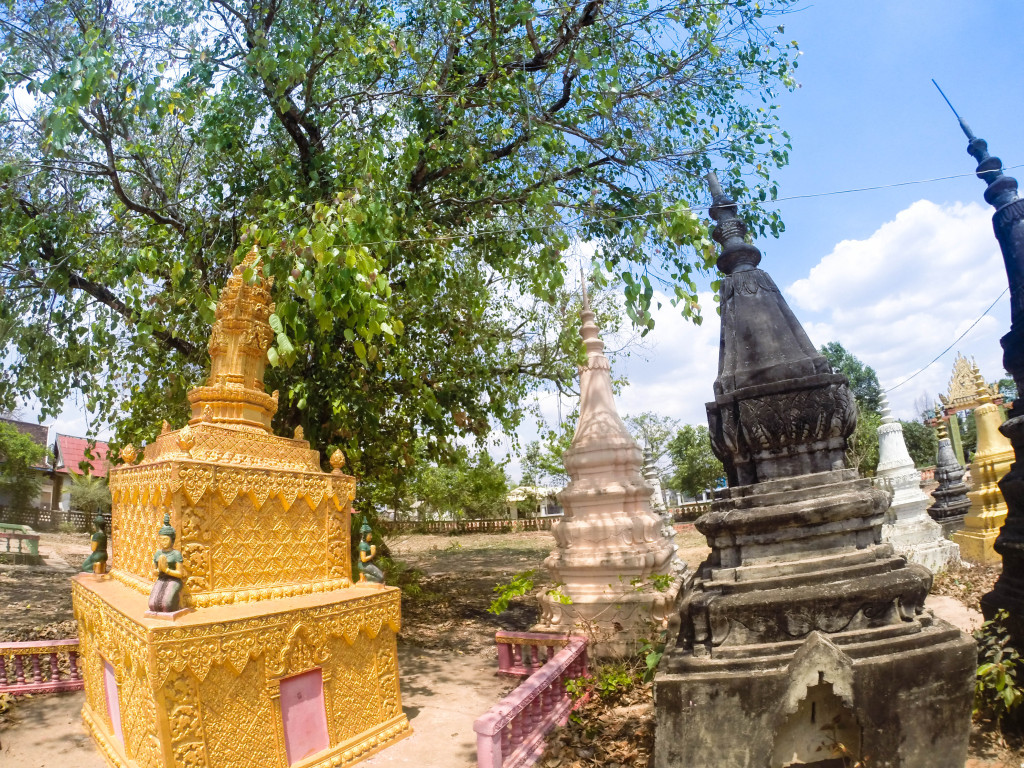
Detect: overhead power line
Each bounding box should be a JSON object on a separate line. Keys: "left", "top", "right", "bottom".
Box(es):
{"left": 885, "top": 287, "right": 1009, "bottom": 393}
{"left": 349, "top": 164, "right": 1024, "bottom": 249}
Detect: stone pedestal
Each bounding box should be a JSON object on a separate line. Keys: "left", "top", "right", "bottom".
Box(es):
{"left": 654, "top": 174, "right": 973, "bottom": 768}
{"left": 73, "top": 250, "right": 409, "bottom": 768}
{"left": 876, "top": 397, "right": 959, "bottom": 571}
{"left": 929, "top": 436, "right": 971, "bottom": 537}
{"left": 953, "top": 374, "right": 1014, "bottom": 564}
{"left": 536, "top": 286, "right": 682, "bottom": 656}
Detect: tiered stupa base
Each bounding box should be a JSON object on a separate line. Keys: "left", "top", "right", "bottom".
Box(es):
{"left": 880, "top": 520, "right": 958, "bottom": 573}
{"left": 73, "top": 577, "right": 410, "bottom": 768}
{"left": 654, "top": 470, "right": 974, "bottom": 768}
{"left": 882, "top": 503, "right": 960, "bottom": 573}
{"left": 536, "top": 579, "right": 679, "bottom": 657}
{"left": 933, "top": 512, "right": 969, "bottom": 539}
{"left": 953, "top": 525, "right": 1003, "bottom": 565}
{"left": 953, "top": 474, "right": 1008, "bottom": 564}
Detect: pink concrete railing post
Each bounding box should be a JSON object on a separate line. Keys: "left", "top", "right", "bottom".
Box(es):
{"left": 0, "top": 639, "right": 85, "bottom": 695}
{"left": 494, "top": 631, "right": 570, "bottom": 679}
{"left": 475, "top": 633, "right": 588, "bottom": 768}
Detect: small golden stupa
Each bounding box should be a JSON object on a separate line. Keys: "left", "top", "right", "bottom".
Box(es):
{"left": 952, "top": 370, "right": 1014, "bottom": 564}
{"left": 72, "top": 248, "right": 410, "bottom": 768}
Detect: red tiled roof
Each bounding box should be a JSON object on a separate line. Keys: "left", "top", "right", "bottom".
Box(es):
{"left": 55, "top": 434, "right": 110, "bottom": 478}
{"left": 0, "top": 417, "right": 51, "bottom": 470}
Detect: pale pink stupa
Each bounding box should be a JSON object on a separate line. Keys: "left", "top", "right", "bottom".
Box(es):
{"left": 536, "top": 281, "right": 684, "bottom": 655}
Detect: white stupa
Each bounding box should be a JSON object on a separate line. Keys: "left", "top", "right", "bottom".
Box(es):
{"left": 876, "top": 394, "right": 959, "bottom": 572}
{"left": 536, "top": 281, "right": 682, "bottom": 655}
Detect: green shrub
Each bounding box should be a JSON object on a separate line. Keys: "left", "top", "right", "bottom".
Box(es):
{"left": 974, "top": 609, "right": 1024, "bottom": 725}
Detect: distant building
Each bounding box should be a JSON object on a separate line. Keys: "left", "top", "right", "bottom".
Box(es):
{"left": 506, "top": 485, "right": 564, "bottom": 519}
{"left": 52, "top": 433, "right": 110, "bottom": 510}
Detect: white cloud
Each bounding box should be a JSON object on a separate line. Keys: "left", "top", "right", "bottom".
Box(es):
{"left": 616, "top": 291, "right": 721, "bottom": 427}
{"left": 609, "top": 199, "right": 1011, "bottom": 432}
{"left": 784, "top": 199, "right": 1010, "bottom": 420}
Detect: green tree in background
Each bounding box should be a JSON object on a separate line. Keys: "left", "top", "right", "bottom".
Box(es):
{"left": 846, "top": 407, "right": 881, "bottom": 477}
{"left": 406, "top": 446, "right": 508, "bottom": 520}
{"left": 820, "top": 342, "right": 883, "bottom": 414}
{"left": 624, "top": 412, "right": 680, "bottom": 464}
{"left": 0, "top": 421, "right": 47, "bottom": 513}
{"left": 900, "top": 420, "right": 939, "bottom": 469}
{"left": 520, "top": 432, "right": 573, "bottom": 487}
{"left": 68, "top": 473, "right": 112, "bottom": 516}
{"left": 0, "top": 0, "right": 800, "bottom": 508}
{"left": 666, "top": 424, "right": 724, "bottom": 499}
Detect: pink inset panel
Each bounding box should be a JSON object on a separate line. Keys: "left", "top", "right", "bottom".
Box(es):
{"left": 102, "top": 659, "right": 124, "bottom": 746}
{"left": 280, "top": 668, "right": 330, "bottom": 765}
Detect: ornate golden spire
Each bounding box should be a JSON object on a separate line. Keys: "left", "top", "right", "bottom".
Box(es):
{"left": 975, "top": 368, "right": 994, "bottom": 406}
{"left": 186, "top": 247, "right": 279, "bottom": 432}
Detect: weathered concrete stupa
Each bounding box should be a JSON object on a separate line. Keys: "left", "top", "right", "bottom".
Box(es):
{"left": 72, "top": 249, "right": 410, "bottom": 768}
{"left": 537, "top": 285, "right": 682, "bottom": 655}
{"left": 953, "top": 371, "right": 1014, "bottom": 564}
{"left": 928, "top": 424, "right": 972, "bottom": 537}
{"left": 876, "top": 394, "right": 960, "bottom": 571}
{"left": 643, "top": 447, "right": 685, "bottom": 574}
{"left": 654, "top": 174, "right": 974, "bottom": 768}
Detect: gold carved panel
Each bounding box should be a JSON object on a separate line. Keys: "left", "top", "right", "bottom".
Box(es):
{"left": 199, "top": 658, "right": 281, "bottom": 768}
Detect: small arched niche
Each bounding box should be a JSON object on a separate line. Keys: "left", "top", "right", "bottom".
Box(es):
{"left": 770, "top": 680, "right": 861, "bottom": 767}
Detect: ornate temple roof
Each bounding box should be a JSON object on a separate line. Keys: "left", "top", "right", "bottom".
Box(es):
{"left": 186, "top": 247, "right": 279, "bottom": 432}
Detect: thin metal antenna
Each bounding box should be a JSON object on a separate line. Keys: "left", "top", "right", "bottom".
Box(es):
{"left": 932, "top": 79, "right": 976, "bottom": 140}
{"left": 932, "top": 79, "right": 960, "bottom": 119}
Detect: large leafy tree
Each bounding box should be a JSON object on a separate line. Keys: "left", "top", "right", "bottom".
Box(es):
{"left": 0, "top": 0, "right": 798, "bottom": 504}
{"left": 819, "top": 342, "right": 883, "bottom": 415}
{"left": 666, "top": 423, "right": 723, "bottom": 499}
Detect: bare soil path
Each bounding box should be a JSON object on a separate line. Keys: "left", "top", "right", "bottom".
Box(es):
{"left": 1, "top": 527, "right": 1011, "bottom": 767}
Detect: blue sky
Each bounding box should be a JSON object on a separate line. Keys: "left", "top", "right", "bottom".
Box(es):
{"left": 21, "top": 1, "right": 1024, "bottom": 481}
{"left": 509, "top": 1, "right": 1024, "bottom": 479}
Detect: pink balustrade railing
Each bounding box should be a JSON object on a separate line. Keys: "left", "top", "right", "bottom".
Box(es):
{"left": 495, "top": 631, "right": 577, "bottom": 678}
{"left": 475, "top": 633, "right": 588, "bottom": 768}
{"left": 0, "top": 639, "right": 84, "bottom": 695}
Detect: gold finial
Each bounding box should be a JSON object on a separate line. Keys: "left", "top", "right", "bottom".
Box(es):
{"left": 161, "top": 420, "right": 171, "bottom": 435}
{"left": 329, "top": 449, "right": 345, "bottom": 474}
{"left": 294, "top": 425, "right": 304, "bottom": 440}
{"left": 185, "top": 244, "right": 278, "bottom": 432}
{"left": 120, "top": 444, "right": 137, "bottom": 464}
{"left": 178, "top": 424, "right": 195, "bottom": 455}
{"left": 975, "top": 369, "right": 993, "bottom": 405}
{"left": 937, "top": 420, "right": 949, "bottom": 440}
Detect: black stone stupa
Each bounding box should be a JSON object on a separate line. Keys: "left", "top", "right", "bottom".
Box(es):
{"left": 928, "top": 425, "right": 972, "bottom": 537}
{"left": 947, "top": 116, "right": 1024, "bottom": 632}
{"left": 653, "top": 173, "right": 974, "bottom": 768}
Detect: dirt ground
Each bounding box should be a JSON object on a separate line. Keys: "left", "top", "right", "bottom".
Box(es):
{"left": 0, "top": 532, "right": 89, "bottom": 643}
{"left": 1, "top": 526, "right": 1020, "bottom": 766}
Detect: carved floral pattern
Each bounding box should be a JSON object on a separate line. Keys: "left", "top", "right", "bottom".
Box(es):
{"left": 73, "top": 580, "right": 407, "bottom": 768}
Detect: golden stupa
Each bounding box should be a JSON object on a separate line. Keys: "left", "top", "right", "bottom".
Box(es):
{"left": 952, "top": 370, "right": 1014, "bottom": 564}
{"left": 72, "top": 248, "right": 410, "bottom": 768}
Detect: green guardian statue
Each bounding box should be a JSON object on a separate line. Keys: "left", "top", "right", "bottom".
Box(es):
{"left": 147, "top": 514, "right": 186, "bottom": 612}
{"left": 357, "top": 516, "right": 384, "bottom": 585}
{"left": 81, "top": 514, "right": 108, "bottom": 574}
